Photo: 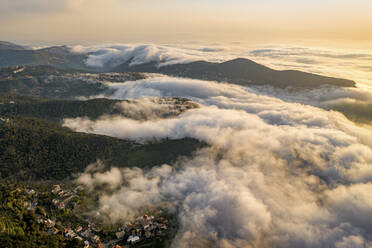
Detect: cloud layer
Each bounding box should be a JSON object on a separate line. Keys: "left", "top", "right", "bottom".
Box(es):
{"left": 67, "top": 76, "right": 372, "bottom": 247}
{"left": 247, "top": 45, "right": 372, "bottom": 88}
{"left": 69, "top": 43, "right": 372, "bottom": 89}
{"left": 70, "top": 44, "right": 228, "bottom": 68}
{"left": 249, "top": 84, "right": 372, "bottom": 124}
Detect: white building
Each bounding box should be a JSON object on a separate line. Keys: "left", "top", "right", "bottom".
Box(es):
{"left": 127, "top": 235, "right": 140, "bottom": 243}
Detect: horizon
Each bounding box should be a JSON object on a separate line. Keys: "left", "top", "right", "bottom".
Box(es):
{"left": 1, "top": 0, "right": 372, "bottom": 48}
{"left": 1, "top": 2, "right": 372, "bottom": 248}
{"left": 3, "top": 39, "right": 372, "bottom": 88}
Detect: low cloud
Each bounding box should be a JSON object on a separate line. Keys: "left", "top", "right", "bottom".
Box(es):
{"left": 68, "top": 43, "right": 372, "bottom": 91}
{"left": 249, "top": 84, "right": 372, "bottom": 124}
{"left": 70, "top": 44, "right": 228, "bottom": 68}
{"left": 69, "top": 76, "right": 372, "bottom": 247}
{"left": 115, "top": 97, "right": 198, "bottom": 120}
{"left": 247, "top": 45, "right": 372, "bottom": 88}
{"left": 249, "top": 47, "right": 372, "bottom": 61}
{"left": 77, "top": 160, "right": 122, "bottom": 190}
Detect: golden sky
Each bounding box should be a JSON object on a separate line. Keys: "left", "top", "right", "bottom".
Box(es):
{"left": 1, "top": 0, "right": 372, "bottom": 47}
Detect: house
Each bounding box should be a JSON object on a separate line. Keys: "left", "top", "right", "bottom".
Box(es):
{"left": 45, "top": 219, "right": 55, "bottom": 228}
{"left": 57, "top": 202, "right": 65, "bottom": 209}
{"left": 91, "top": 235, "right": 100, "bottom": 244}
{"left": 52, "top": 185, "right": 61, "bottom": 194}
{"left": 52, "top": 199, "right": 59, "bottom": 205}
{"left": 12, "top": 66, "right": 24, "bottom": 74}
{"left": 23, "top": 201, "right": 31, "bottom": 208}
{"left": 136, "top": 229, "right": 142, "bottom": 237}
{"left": 27, "top": 189, "right": 35, "bottom": 195}
{"left": 47, "top": 227, "right": 59, "bottom": 235}
{"left": 66, "top": 230, "right": 77, "bottom": 239}
{"left": 127, "top": 235, "right": 140, "bottom": 243}
{"left": 115, "top": 230, "right": 125, "bottom": 239}
{"left": 0, "top": 118, "right": 9, "bottom": 124}
{"left": 84, "top": 240, "right": 90, "bottom": 248}
{"left": 75, "top": 226, "right": 83, "bottom": 233}
{"left": 81, "top": 230, "right": 92, "bottom": 238}
{"left": 75, "top": 236, "right": 83, "bottom": 241}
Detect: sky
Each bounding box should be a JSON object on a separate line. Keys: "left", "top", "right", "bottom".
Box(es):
{"left": 1, "top": 0, "right": 372, "bottom": 47}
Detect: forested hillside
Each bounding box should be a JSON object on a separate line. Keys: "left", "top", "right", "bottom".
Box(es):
{"left": 0, "top": 117, "right": 204, "bottom": 180}
{"left": 0, "top": 94, "right": 198, "bottom": 122}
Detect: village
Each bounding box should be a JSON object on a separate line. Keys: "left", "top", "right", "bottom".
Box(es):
{"left": 20, "top": 184, "right": 171, "bottom": 248}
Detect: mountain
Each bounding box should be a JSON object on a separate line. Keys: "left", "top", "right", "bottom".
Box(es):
{"left": 0, "top": 41, "right": 28, "bottom": 51}
{"left": 0, "top": 66, "right": 146, "bottom": 99}
{"left": 0, "top": 43, "right": 89, "bottom": 70}
{"left": 0, "top": 92, "right": 203, "bottom": 180}
{"left": 115, "top": 58, "right": 356, "bottom": 88}
{"left": 0, "top": 65, "right": 107, "bottom": 98}
{"left": 0, "top": 94, "right": 198, "bottom": 122}
{"left": 0, "top": 41, "right": 356, "bottom": 88}
{"left": 0, "top": 116, "right": 203, "bottom": 180}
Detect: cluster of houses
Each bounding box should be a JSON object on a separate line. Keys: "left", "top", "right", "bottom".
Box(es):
{"left": 41, "top": 217, "right": 99, "bottom": 248}
{"left": 31, "top": 184, "right": 103, "bottom": 248}
{"left": 0, "top": 116, "right": 10, "bottom": 124}
{"left": 12, "top": 65, "right": 25, "bottom": 74}
{"left": 51, "top": 184, "right": 82, "bottom": 210}
{"left": 78, "top": 72, "right": 146, "bottom": 84}
{"left": 115, "top": 214, "right": 169, "bottom": 245}
{"left": 22, "top": 184, "right": 170, "bottom": 248}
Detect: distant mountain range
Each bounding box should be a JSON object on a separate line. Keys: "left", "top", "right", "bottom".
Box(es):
{"left": 0, "top": 65, "right": 147, "bottom": 99}
{"left": 0, "top": 41, "right": 89, "bottom": 70}
{"left": 0, "top": 41, "right": 356, "bottom": 88}
{"left": 0, "top": 41, "right": 28, "bottom": 50}
{"left": 114, "top": 58, "right": 355, "bottom": 88}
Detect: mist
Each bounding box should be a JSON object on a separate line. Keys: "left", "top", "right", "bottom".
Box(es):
{"left": 66, "top": 76, "right": 372, "bottom": 247}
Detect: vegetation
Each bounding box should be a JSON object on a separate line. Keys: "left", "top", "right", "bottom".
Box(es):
{"left": 0, "top": 182, "right": 83, "bottom": 247}
{"left": 0, "top": 94, "right": 198, "bottom": 122}
{"left": 0, "top": 94, "right": 122, "bottom": 121}
{"left": 0, "top": 65, "right": 146, "bottom": 99}
{"left": 0, "top": 116, "right": 204, "bottom": 180}
{"left": 0, "top": 65, "right": 106, "bottom": 98}
{"left": 0, "top": 44, "right": 89, "bottom": 70}
{"left": 0, "top": 180, "right": 178, "bottom": 248}
{"left": 115, "top": 58, "right": 356, "bottom": 88}
{"left": 0, "top": 41, "right": 356, "bottom": 89}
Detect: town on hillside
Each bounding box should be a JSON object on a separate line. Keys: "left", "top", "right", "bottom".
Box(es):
{"left": 4, "top": 183, "right": 172, "bottom": 248}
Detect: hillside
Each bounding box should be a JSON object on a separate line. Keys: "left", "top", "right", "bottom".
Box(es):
{"left": 0, "top": 117, "right": 204, "bottom": 181}
{"left": 0, "top": 43, "right": 89, "bottom": 70}
{"left": 0, "top": 66, "right": 145, "bottom": 99}
{"left": 115, "top": 58, "right": 356, "bottom": 88}
{"left": 0, "top": 41, "right": 27, "bottom": 51}
{"left": 0, "top": 94, "right": 198, "bottom": 122}
{"left": 0, "top": 41, "right": 356, "bottom": 89}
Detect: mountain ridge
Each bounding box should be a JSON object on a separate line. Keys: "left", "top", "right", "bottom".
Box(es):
{"left": 114, "top": 57, "right": 356, "bottom": 88}
{"left": 0, "top": 41, "right": 28, "bottom": 51}
{"left": 0, "top": 41, "right": 356, "bottom": 88}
